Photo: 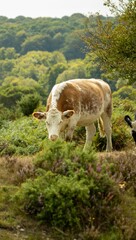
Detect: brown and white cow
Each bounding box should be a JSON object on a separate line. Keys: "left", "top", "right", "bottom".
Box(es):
{"left": 33, "top": 79, "right": 112, "bottom": 151}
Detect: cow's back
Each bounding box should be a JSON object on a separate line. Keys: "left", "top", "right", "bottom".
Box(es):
{"left": 46, "top": 79, "right": 111, "bottom": 115}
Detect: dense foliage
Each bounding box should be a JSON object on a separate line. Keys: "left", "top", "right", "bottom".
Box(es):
{"left": 0, "top": 49, "right": 116, "bottom": 117}
{"left": 15, "top": 142, "right": 121, "bottom": 230}
{"left": 14, "top": 141, "right": 136, "bottom": 239}
{"left": 83, "top": 0, "right": 136, "bottom": 84}
{"left": 0, "top": 13, "right": 92, "bottom": 60}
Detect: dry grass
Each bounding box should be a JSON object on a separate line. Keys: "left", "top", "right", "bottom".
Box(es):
{"left": 98, "top": 147, "right": 136, "bottom": 160}
{"left": 0, "top": 156, "right": 35, "bottom": 185}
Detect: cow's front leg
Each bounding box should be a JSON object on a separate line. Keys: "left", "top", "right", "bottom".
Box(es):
{"left": 65, "top": 127, "right": 75, "bottom": 141}
{"left": 84, "top": 124, "right": 96, "bottom": 150}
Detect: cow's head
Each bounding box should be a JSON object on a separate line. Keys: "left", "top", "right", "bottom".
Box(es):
{"left": 33, "top": 108, "right": 75, "bottom": 141}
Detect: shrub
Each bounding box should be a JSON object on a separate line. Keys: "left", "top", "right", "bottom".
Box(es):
{"left": 0, "top": 117, "right": 47, "bottom": 156}
{"left": 18, "top": 93, "right": 40, "bottom": 116}
{"left": 93, "top": 95, "right": 136, "bottom": 151}
{"left": 0, "top": 104, "right": 22, "bottom": 124}
{"left": 15, "top": 141, "right": 121, "bottom": 231}
{"left": 113, "top": 86, "right": 136, "bottom": 101}
{"left": 99, "top": 151, "right": 136, "bottom": 240}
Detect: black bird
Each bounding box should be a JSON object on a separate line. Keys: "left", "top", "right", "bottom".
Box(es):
{"left": 124, "top": 114, "right": 136, "bottom": 144}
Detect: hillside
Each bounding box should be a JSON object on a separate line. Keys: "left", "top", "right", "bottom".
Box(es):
{"left": 0, "top": 2, "right": 136, "bottom": 239}
{"left": 0, "top": 14, "right": 113, "bottom": 60}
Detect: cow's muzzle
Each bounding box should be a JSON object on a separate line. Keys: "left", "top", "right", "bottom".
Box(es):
{"left": 50, "top": 135, "right": 58, "bottom": 141}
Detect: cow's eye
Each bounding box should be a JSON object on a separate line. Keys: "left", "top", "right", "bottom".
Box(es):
{"left": 59, "top": 120, "right": 63, "bottom": 124}
{"left": 46, "top": 121, "right": 50, "bottom": 126}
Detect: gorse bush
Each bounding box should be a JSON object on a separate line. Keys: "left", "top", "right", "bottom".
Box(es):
{"left": 15, "top": 141, "right": 121, "bottom": 231}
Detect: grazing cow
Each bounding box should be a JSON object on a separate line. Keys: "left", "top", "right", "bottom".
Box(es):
{"left": 33, "top": 79, "right": 112, "bottom": 151}
{"left": 124, "top": 115, "right": 136, "bottom": 144}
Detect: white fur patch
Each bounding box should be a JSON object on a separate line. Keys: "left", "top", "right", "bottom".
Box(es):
{"left": 51, "top": 82, "right": 67, "bottom": 108}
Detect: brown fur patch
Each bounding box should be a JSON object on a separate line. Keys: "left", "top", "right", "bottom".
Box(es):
{"left": 47, "top": 80, "right": 108, "bottom": 114}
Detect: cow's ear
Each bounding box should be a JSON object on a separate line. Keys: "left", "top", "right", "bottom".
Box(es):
{"left": 32, "top": 112, "right": 46, "bottom": 119}
{"left": 62, "top": 110, "right": 75, "bottom": 119}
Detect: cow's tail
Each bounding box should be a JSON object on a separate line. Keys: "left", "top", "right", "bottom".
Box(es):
{"left": 98, "top": 117, "right": 105, "bottom": 137}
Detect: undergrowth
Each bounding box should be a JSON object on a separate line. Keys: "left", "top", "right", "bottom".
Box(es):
{"left": 13, "top": 141, "right": 136, "bottom": 239}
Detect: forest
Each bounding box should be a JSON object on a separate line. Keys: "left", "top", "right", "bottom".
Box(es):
{"left": 0, "top": 0, "right": 136, "bottom": 239}
{"left": 0, "top": 13, "right": 117, "bottom": 121}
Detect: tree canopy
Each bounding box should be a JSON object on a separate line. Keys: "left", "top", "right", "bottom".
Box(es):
{"left": 83, "top": 0, "right": 136, "bottom": 84}
{"left": 0, "top": 14, "right": 89, "bottom": 60}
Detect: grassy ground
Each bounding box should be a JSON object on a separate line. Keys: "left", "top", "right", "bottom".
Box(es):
{"left": 0, "top": 149, "right": 136, "bottom": 240}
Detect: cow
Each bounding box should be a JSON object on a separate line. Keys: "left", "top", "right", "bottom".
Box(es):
{"left": 124, "top": 114, "right": 136, "bottom": 144}
{"left": 33, "top": 79, "right": 112, "bottom": 151}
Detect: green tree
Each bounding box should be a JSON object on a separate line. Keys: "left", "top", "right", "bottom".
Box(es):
{"left": 18, "top": 93, "right": 40, "bottom": 116}
{"left": 15, "top": 30, "right": 27, "bottom": 52}
{"left": 56, "top": 59, "right": 86, "bottom": 83}
{"left": 0, "top": 30, "right": 16, "bottom": 48}
{"left": 83, "top": 0, "right": 136, "bottom": 84}
{"left": 52, "top": 32, "right": 64, "bottom": 50}
{"left": 48, "top": 62, "right": 67, "bottom": 92}
{"left": 62, "top": 30, "right": 86, "bottom": 60}
{"left": 0, "top": 76, "right": 41, "bottom": 108}
{"left": 21, "top": 34, "right": 52, "bottom": 54}
{"left": 84, "top": 53, "right": 103, "bottom": 79}
{"left": 0, "top": 47, "right": 19, "bottom": 60}
{"left": 0, "top": 60, "right": 15, "bottom": 83}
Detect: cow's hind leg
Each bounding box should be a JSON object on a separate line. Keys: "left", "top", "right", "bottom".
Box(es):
{"left": 84, "top": 123, "right": 96, "bottom": 150}
{"left": 101, "top": 113, "right": 112, "bottom": 151}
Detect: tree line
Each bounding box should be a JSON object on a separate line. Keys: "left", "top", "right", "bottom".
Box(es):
{"left": 0, "top": 0, "right": 135, "bottom": 120}
{"left": 0, "top": 13, "right": 105, "bottom": 60}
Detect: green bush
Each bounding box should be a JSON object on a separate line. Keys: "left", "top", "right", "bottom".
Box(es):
{"left": 112, "top": 96, "right": 136, "bottom": 150}
{"left": 0, "top": 117, "right": 47, "bottom": 156}
{"left": 15, "top": 141, "right": 121, "bottom": 231}
{"left": 94, "top": 96, "right": 136, "bottom": 151}
{"left": 113, "top": 86, "right": 136, "bottom": 101}
{"left": 18, "top": 93, "right": 40, "bottom": 116}
{"left": 0, "top": 104, "right": 23, "bottom": 124}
